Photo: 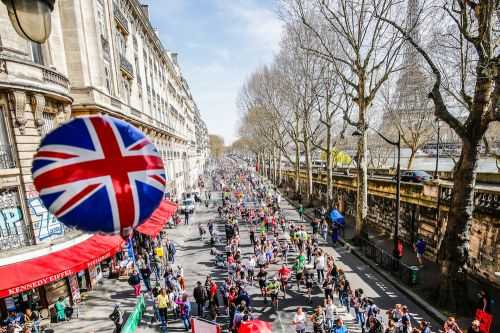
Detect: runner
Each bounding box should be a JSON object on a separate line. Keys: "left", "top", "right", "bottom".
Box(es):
{"left": 266, "top": 277, "right": 281, "bottom": 310}
{"left": 278, "top": 264, "right": 291, "bottom": 298}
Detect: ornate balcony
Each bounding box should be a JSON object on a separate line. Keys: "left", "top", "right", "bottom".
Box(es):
{"left": 0, "top": 56, "right": 71, "bottom": 99}
{"left": 113, "top": 3, "right": 129, "bottom": 35}
{"left": 119, "top": 54, "right": 134, "bottom": 79}
{"left": 42, "top": 69, "right": 70, "bottom": 90}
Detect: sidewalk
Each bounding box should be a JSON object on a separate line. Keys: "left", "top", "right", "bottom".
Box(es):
{"left": 51, "top": 277, "right": 139, "bottom": 333}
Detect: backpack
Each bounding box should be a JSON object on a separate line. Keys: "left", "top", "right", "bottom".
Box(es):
{"left": 128, "top": 274, "right": 139, "bottom": 286}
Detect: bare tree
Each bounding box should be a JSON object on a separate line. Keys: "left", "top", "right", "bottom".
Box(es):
{"left": 367, "top": 133, "right": 395, "bottom": 169}
{"left": 382, "top": 77, "right": 435, "bottom": 169}
{"left": 282, "top": 0, "right": 405, "bottom": 236}
{"left": 379, "top": 0, "right": 499, "bottom": 309}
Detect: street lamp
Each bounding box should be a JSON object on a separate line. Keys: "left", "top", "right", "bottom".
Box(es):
{"left": 352, "top": 127, "right": 401, "bottom": 255}
{"left": 2, "top": 0, "right": 55, "bottom": 43}
{"left": 434, "top": 118, "right": 440, "bottom": 179}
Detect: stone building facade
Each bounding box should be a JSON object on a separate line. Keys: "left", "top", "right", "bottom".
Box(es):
{"left": 0, "top": 2, "right": 73, "bottom": 251}
{"left": 0, "top": 0, "right": 208, "bottom": 253}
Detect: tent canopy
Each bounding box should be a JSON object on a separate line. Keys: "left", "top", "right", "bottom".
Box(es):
{"left": 238, "top": 320, "right": 272, "bottom": 333}
{"left": 329, "top": 209, "right": 345, "bottom": 225}
{"left": 136, "top": 200, "right": 177, "bottom": 237}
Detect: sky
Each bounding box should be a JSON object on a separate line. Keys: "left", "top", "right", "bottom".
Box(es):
{"left": 146, "top": 0, "right": 284, "bottom": 144}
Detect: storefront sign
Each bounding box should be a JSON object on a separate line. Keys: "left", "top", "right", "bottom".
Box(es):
{"left": 86, "top": 252, "right": 112, "bottom": 268}
{"left": 7, "top": 270, "right": 73, "bottom": 296}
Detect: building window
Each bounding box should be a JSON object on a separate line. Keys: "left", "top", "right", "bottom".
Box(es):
{"left": 122, "top": 79, "right": 131, "bottom": 105}
{"left": 116, "top": 31, "right": 127, "bottom": 55}
{"left": 31, "top": 42, "right": 44, "bottom": 65}
{"left": 96, "top": 0, "right": 107, "bottom": 36}
{"left": 104, "top": 61, "right": 112, "bottom": 94}
{"left": 41, "top": 112, "right": 56, "bottom": 136}
{"left": 0, "top": 112, "right": 15, "bottom": 169}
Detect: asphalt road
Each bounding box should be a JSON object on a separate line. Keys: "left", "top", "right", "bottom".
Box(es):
{"left": 139, "top": 176, "right": 440, "bottom": 332}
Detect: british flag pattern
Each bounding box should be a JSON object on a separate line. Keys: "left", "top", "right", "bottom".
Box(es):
{"left": 32, "top": 115, "right": 166, "bottom": 235}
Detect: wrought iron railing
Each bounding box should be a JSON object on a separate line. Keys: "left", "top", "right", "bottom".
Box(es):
{"left": 113, "top": 4, "right": 129, "bottom": 34}
{"left": 119, "top": 54, "right": 134, "bottom": 78}
{"left": 42, "top": 68, "right": 70, "bottom": 90}
{"left": 358, "top": 237, "right": 420, "bottom": 286}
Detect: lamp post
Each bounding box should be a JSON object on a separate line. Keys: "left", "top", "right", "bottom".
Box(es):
{"left": 1, "top": 0, "right": 55, "bottom": 43}
{"left": 434, "top": 118, "right": 440, "bottom": 179}
{"left": 353, "top": 127, "right": 401, "bottom": 254}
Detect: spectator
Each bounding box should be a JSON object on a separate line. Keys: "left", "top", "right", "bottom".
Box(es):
{"left": 443, "top": 316, "right": 463, "bottom": 333}
{"left": 193, "top": 281, "right": 207, "bottom": 317}
{"left": 128, "top": 269, "right": 142, "bottom": 296}
{"left": 476, "top": 290, "right": 492, "bottom": 313}
{"left": 108, "top": 304, "right": 123, "bottom": 333}
{"left": 466, "top": 320, "right": 480, "bottom": 333}
{"left": 414, "top": 238, "right": 426, "bottom": 266}
{"left": 332, "top": 318, "right": 349, "bottom": 333}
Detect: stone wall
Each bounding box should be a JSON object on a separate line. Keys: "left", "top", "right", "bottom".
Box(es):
{"left": 283, "top": 171, "right": 500, "bottom": 285}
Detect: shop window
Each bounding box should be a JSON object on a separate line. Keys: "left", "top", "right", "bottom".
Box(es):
{"left": 0, "top": 189, "right": 30, "bottom": 250}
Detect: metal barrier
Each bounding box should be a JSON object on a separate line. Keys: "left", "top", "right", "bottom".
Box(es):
{"left": 121, "top": 295, "right": 145, "bottom": 333}
{"left": 359, "top": 238, "right": 419, "bottom": 286}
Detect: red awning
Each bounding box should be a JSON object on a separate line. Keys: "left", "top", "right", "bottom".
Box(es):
{"left": 136, "top": 200, "right": 177, "bottom": 237}
{"left": 0, "top": 234, "right": 124, "bottom": 298}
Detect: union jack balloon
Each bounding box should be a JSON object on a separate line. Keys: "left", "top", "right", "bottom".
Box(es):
{"left": 32, "top": 115, "right": 166, "bottom": 236}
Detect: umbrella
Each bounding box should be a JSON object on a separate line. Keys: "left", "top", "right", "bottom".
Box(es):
{"left": 329, "top": 209, "right": 345, "bottom": 225}
{"left": 238, "top": 320, "right": 272, "bottom": 333}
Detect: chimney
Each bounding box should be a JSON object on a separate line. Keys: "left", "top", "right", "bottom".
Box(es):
{"left": 140, "top": 4, "right": 149, "bottom": 19}
{"left": 154, "top": 28, "right": 160, "bottom": 38}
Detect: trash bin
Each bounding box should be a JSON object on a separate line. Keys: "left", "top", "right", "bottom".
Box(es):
{"left": 409, "top": 266, "right": 419, "bottom": 285}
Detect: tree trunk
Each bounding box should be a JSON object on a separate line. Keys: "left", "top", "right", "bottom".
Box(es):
{"left": 407, "top": 148, "right": 417, "bottom": 170}
{"left": 326, "top": 125, "right": 333, "bottom": 208}
{"left": 271, "top": 147, "right": 276, "bottom": 183}
{"left": 304, "top": 132, "right": 313, "bottom": 204}
{"left": 278, "top": 150, "right": 283, "bottom": 186}
{"left": 294, "top": 140, "right": 300, "bottom": 193}
{"left": 355, "top": 129, "right": 368, "bottom": 237}
{"left": 436, "top": 139, "right": 479, "bottom": 311}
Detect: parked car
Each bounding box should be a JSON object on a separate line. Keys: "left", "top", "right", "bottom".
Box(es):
{"left": 180, "top": 197, "right": 195, "bottom": 214}
{"left": 398, "top": 170, "right": 433, "bottom": 183}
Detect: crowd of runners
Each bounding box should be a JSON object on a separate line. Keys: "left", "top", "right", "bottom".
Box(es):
{"left": 113, "top": 160, "right": 488, "bottom": 333}
{"left": 198, "top": 164, "right": 429, "bottom": 333}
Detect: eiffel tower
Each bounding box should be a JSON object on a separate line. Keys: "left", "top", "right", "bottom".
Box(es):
{"left": 382, "top": 0, "right": 433, "bottom": 132}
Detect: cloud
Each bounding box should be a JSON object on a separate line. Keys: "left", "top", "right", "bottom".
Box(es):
{"left": 147, "top": 0, "right": 284, "bottom": 143}
{"left": 217, "top": 0, "right": 283, "bottom": 54}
